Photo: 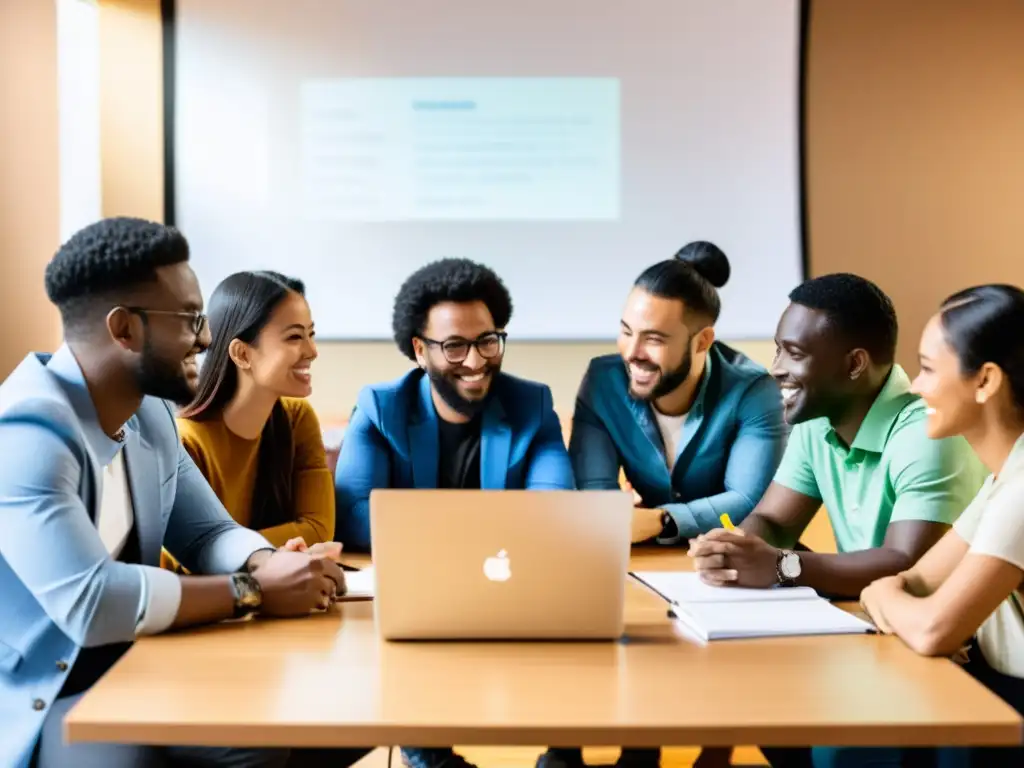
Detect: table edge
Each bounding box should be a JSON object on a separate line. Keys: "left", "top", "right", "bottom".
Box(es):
{"left": 65, "top": 718, "right": 1023, "bottom": 748}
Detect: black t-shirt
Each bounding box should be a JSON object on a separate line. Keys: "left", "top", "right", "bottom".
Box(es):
{"left": 437, "top": 415, "right": 482, "bottom": 489}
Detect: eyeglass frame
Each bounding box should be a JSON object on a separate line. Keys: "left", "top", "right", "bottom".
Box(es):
{"left": 416, "top": 331, "right": 507, "bottom": 364}
{"left": 119, "top": 306, "right": 208, "bottom": 337}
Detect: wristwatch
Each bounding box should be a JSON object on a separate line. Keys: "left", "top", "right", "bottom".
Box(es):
{"left": 777, "top": 549, "right": 802, "bottom": 586}
{"left": 230, "top": 572, "right": 263, "bottom": 618}
{"left": 659, "top": 510, "right": 678, "bottom": 540}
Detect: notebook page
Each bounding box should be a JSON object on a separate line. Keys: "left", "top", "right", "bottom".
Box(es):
{"left": 631, "top": 571, "right": 817, "bottom": 604}
{"left": 673, "top": 598, "right": 874, "bottom": 641}
{"left": 339, "top": 566, "right": 375, "bottom": 600}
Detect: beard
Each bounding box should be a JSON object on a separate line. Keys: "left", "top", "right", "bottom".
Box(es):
{"left": 629, "top": 345, "right": 693, "bottom": 402}
{"left": 426, "top": 359, "right": 501, "bottom": 418}
{"left": 135, "top": 336, "right": 197, "bottom": 406}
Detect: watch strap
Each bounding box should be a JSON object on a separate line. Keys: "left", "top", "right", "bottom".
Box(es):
{"left": 230, "top": 572, "right": 263, "bottom": 619}
{"left": 659, "top": 510, "right": 678, "bottom": 540}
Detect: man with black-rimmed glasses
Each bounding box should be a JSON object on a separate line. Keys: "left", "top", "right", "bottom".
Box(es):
{"left": 333, "top": 257, "right": 575, "bottom": 768}
{"left": 334, "top": 257, "right": 574, "bottom": 550}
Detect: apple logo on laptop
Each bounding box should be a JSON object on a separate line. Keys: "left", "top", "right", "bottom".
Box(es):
{"left": 483, "top": 549, "right": 511, "bottom": 582}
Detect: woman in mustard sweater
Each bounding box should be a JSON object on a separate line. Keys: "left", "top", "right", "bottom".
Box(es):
{"left": 177, "top": 270, "right": 334, "bottom": 548}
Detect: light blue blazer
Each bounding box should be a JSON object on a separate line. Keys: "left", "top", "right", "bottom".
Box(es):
{"left": 334, "top": 369, "right": 575, "bottom": 549}
{"left": 0, "top": 346, "right": 270, "bottom": 768}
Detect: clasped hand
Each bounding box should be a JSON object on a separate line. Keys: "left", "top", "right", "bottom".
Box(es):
{"left": 688, "top": 528, "right": 780, "bottom": 588}
{"left": 251, "top": 538, "right": 347, "bottom": 616}
{"left": 858, "top": 575, "right": 901, "bottom": 634}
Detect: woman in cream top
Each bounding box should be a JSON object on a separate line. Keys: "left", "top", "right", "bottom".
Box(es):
{"left": 862, "top": 283, "right": 1024, "bottom": 763}
{"left": 176, "top": 271, "right": 334, "bottom": 548}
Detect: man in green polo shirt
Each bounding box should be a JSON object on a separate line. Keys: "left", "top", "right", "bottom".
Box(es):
{"left": 691, "top": 273, "right": 986, "bottom": 600}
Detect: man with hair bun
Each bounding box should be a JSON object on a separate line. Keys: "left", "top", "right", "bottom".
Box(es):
{"left": 571, "top": 241, "right": 786, "bottom": 547}
{"left": 548, "top": 241, "right": 786, "bottom": 768}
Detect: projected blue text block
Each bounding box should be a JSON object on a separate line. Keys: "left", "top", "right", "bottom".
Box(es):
{"left": 300, "top": 77, "right": 620, "bottom": 221}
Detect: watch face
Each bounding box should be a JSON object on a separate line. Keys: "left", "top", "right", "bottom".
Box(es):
{"left": 780, "top": 552, "right": 801, "bottom": 579}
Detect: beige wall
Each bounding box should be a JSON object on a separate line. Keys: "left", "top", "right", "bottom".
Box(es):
{"left": 99, "top": 0, "right": 165, "bottom": 220}
{"left": 805, "top": 0, "right": 1024, "bottom": 368}
{"left": 0, "top": 0, "right": 62, "bottom": 375}
{"left": 5, "top": 0, "right": 1024, "bottom": 421}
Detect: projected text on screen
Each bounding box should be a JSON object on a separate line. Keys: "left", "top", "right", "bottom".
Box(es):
{"left": 300, "top": 77, "right": 620, "bottom": 221}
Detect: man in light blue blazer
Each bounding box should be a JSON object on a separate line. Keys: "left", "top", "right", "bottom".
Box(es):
{"left": 334, "top": 258, "right": 574, "bottom": 768}
{"left": 0, "top": 218, "right": 350, "bottom": 768}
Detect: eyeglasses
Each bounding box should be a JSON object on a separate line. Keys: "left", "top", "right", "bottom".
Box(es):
{"left": 121, "top": 307, "right": 207, "bottom": 336}
{"left": 418, "top": 331, "right": 507, "bottom": 364}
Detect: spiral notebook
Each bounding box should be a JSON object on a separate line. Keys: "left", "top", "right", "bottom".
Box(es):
{"left": 631, "top": 571, "right": 874, "bottom": 641}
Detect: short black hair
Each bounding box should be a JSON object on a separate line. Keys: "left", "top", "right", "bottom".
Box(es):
{"left": 788, "top": 273, "right": 898, "bottom": 364}
{"left": 44, "top": 217, "right": 190, "bottom": 334}
{"left": 392, "top": 258, "right": 513, "bottom": 360}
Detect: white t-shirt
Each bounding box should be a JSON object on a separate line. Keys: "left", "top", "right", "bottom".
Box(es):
{"left": 653, "top": 409, "right": 688, "bottom": 471}
{"left": 97, "top": 449, "right": 134, "bottom": 558}
{"left": 953, "top": 433, "right": 1024, "bottom": 678}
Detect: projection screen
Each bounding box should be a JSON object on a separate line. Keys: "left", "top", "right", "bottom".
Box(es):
{"left": 171, "top": 0, "right": 805, "bottom": 340}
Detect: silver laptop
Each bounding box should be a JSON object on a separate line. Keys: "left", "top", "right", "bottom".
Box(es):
{"left": 369, "top": 489, "right": 632, "bottom": 640}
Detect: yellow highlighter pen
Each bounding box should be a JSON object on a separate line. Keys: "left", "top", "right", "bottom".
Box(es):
{"left": 719, "top": 513, "right": 735, "bottom": 530}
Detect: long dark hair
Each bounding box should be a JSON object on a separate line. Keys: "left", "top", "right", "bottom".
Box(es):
{"left": 939, "top": 284, "right": 1024, "bottom": 413}
{"left": 634, "top": 240, "right": 731, "bottom": 325}
{"left": 181, "top": 271, "right": 307, "bottom": 530}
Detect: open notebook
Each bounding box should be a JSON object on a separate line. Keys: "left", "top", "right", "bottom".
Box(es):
{"left": 631, "top": 571, "right": 874, "bottom": 641}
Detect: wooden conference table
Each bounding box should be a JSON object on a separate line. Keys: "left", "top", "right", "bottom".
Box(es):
{"left": 65, "top": 550, "right": 1022, "bottom": 750}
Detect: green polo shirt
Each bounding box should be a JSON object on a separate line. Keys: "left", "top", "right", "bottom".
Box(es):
{"left": 773, "top": 365, "right": 986, "bottom": 552}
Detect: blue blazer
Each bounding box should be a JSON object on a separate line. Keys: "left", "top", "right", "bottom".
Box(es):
{"left": 0, "top": 346, "right": 270, "bottom": 768}
{"left": 334, "top": 369, "right": 574, "bottom": 549}
{"left": 569, "top": 343, "right": 787, "bottom": 541}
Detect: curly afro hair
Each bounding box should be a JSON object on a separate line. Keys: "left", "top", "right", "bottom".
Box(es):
{"left": 392, "top": 258, "right": 513, "bottom": 361}
{"left": 788, "top": 273, "right": 898, "bottom": 364}
{"left": 45, "top": 217, "right": 190, "bottom": 334}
